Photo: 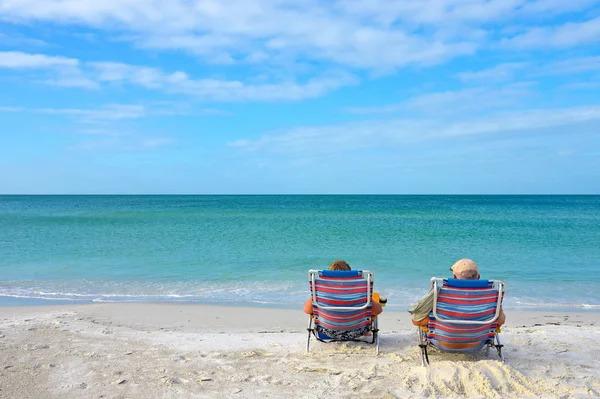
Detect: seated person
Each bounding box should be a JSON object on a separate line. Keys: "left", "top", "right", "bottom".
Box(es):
{"left": 304, "top": 260, "right": 383, "bottom": 317}
{"left": 409, "top": 258, "right": 505, "bottom": 327}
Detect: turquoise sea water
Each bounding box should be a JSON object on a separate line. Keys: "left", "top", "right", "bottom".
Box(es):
{"left": 0, "top": 195, "right": 599, "bottom": 310}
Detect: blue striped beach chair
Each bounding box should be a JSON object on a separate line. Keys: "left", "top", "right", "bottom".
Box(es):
{"left": 306, "top": 269, "right": 379, "bottom": 353}
{"left": 417, "top": 278, "right": 505, "bottom": 365}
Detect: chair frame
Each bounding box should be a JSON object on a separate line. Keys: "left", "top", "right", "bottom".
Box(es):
{"left": 306, "top": 269, "right": 380, "bottom": 354}
{"left": 418, "top": 277, "right": 505, "bottom": 366}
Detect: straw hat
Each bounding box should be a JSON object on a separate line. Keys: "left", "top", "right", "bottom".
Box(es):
{"left": 450, "top": 258, "right": 479, "bottom": 279}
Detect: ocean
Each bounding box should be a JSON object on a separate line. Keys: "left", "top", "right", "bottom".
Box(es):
{"left": 0, "top": 195, "right": 599, "bottom": 310}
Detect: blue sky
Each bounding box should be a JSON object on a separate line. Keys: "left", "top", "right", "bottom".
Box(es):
{"left": 1, "top": 1, "right": 599, "bottom": 194}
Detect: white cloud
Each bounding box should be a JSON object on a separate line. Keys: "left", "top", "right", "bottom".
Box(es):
{"left": 502, "top": 16, "right": 600, "bottom": 49}
{"left": 1, "top": 1, "right": 477, "bottom": 70}
{"left": 0, "top": 102, "right": 230, "bottom": 121}
{"left": 346, "top": 84, "right": 534, "bottom": 116}
{"left": 0, "top": 100, "right": 175, "bottom": 151}
{"left": 0, "top": 105, "right": 24, "bottom": 112}
{"left": 230, "top": 105, "right": 600, "bottom": 155}
{"left": 1, "top": 1, "right": 598, "bottom": 107}
{"left": 456, "top": 62, "right": 528, "bottom": 83}
{"left": 5, "top": 0, "right": 595, "bottom": 71}
{"left": 0, "top": 50, "right": 99, "bottom": 88}
{"left": 0, "top": 50, "right": 77, "bottom": 68}
{"left": 139, "top": 137, "right": 173, "bottom": 149}
{"left": 0, "top": 31, "right": 47, "bottom": 47}
{"left": 404, "top": 84, "right": 533, "bottom": 112}
{"left": 72, "top": 135, "right": 174, "bottom": 151}
{"left": 545, "top": 56, "right": 600, "bottom": 75}
{"left": 453, "top": 56, "right": 600, "bottom": 88}
{"left": 0, "top": 51, "right": 355, "bottom": 101}
{"left": 561, "top": 80, "right": 600, "bottom": 90}
{"left": 22, "top": 102, "right": 175, "bottom": 150}
{"left": 0, "top": 103, "right": 147, "bottom": 122}
{"left": 37, "top": 104, "right": 147, "bottom": 121}
{"left": 345, "top": 103, "right": 406, "bottom": 116}
{"left": 89, "top": 61, "right": 357, "bottom": 100}
{"left": 517, "top": 0, "right": 600, "bottom": 15}
{"left": 43, "top": 72, "right": 99, "bottom": 89}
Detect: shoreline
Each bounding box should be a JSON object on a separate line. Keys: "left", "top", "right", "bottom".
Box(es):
{"left": 1, "top": 302, "right": 600, "bottom": 327}
{"left": 1, "top": 303, "right": 599, "bottom": 398}
{"left": 2, "top": 297, "right": 600, "bottom": 314}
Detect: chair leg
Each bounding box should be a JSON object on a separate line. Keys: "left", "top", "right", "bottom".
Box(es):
{"left": 494, "top": 334, "right": 504, "bottom": 362}
{"left": 419, "top": 344, "right": 429, "bottom": 366}
{"left": 306, "top": 317, "right": 313, "bottom": 353}
{"left": 417, "top": 329, "right": 430, "bottom": 366}
{"left": 372, "top": 318, "right": 380, "bottom": 355}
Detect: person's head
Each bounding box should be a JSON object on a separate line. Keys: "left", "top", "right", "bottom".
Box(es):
{"left": 329, "top": 260, "right": 351, "bottom": 271}
{"left": 450, "top": 258, "right": 480, "bottom": 280}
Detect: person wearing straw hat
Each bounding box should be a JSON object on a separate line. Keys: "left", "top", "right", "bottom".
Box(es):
{"left": 409, "top": 258, "right": 506, "bottom": 326}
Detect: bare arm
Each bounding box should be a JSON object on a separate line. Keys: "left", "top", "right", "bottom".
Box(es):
{"left": 303, "top": 298, "right": 313, "bottom": 315}
{"left": 497, "top": 307, "right": 506, "bottom": 326}
{"left": 371, "top": 300, "right": 383, "bottom": 316}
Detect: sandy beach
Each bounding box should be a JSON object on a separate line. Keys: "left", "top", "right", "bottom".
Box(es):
{"left": 0, "top": 304, "right": 598, "bottom": 398}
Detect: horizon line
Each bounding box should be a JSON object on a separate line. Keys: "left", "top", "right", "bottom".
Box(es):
{"left": 1, "top": 193, "right": 599, "bottom": 196}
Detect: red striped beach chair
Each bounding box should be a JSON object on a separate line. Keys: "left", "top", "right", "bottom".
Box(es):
{"left": 307, "top": 269, "right": 379, "bottom": 354}
{"left": 418, "top": 278, "right": 505, "bottom": 365}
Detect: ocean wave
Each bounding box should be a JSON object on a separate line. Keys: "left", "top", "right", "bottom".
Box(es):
{"left": 1, "top": 281, "right": 599, "bottom": 311}
{"left": 510, "top": 299, "right": 600, "bottom": 310}
{"left": 0, "top": 280, "right": 307, "bottom": 306}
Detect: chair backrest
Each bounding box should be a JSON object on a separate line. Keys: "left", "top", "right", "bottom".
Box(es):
{"left": 308, "top": 270, "right": 373, "bottom": 331}
{"left": 427, "top": 278, "right": 504, "bottom": 352}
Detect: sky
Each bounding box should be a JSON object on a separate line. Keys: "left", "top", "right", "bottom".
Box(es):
{"left": 1, "top": 0, "right": 600, "bottom": 194}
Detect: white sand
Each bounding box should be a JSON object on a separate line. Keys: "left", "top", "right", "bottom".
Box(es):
{"left": 1, "top": 304, "right": 599, "bottom": 398}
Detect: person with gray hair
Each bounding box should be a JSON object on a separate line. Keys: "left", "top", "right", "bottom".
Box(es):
{"left": 409, "top": 258, "right": 506, "bottom": 326}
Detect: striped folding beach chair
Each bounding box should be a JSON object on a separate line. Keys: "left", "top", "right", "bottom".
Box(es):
{"left": 306, "top": 269, "right": 379, "bottom": 354}
{"left": 417, "top": 278, "right": 505, "bottom": 365}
